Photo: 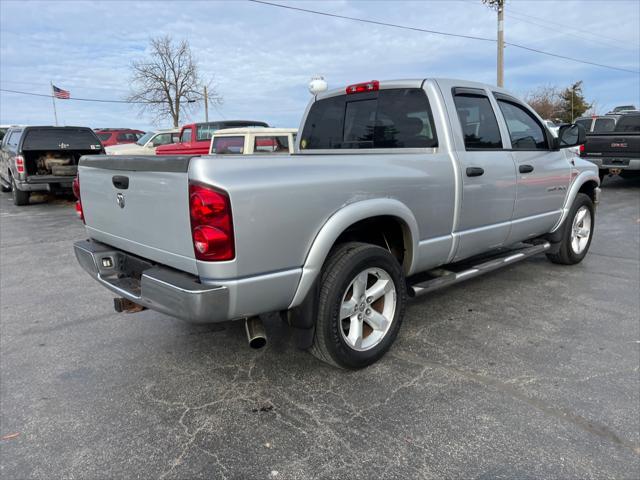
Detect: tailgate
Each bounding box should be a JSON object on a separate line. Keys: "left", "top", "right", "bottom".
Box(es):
{"left": 583, "top": 134, "right": 640, "bottom": 158}
{"left": 78, "top": 155, "right": 197, "bottom": 274}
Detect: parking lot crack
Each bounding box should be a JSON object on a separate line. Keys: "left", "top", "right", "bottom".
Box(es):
{"left": 391, "top": 352, "right": 640, "bottom": 456}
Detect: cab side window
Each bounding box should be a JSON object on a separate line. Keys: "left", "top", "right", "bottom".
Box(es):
{"left": 453, "top": 94, "right": 503, "bottom": 149}
{"left": 497, "top": 100, "right": 548, "bottom": 150}
{"left": 181, "top": 128, "right": 192, "bottom": 143}
{"left": 7, "top": 131, "right": 21, "bottom": 150}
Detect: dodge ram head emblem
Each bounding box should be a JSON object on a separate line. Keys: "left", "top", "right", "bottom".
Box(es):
{"left": 116, "top": 193, "right": 125, "bottom": 209}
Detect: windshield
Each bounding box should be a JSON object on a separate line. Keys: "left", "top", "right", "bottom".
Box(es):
{"left": 136, "top": 131, "right": 156, "bottom": 146}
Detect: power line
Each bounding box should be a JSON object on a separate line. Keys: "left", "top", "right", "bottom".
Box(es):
{"left": 507, "top": 7, "right": 636, "bottom": 48}
{"left": 0, "top": 88, "right": 168, "bottom": 104}
{"left": 249, "top": 0, "right": 496, "bottom": 43}
{"left": 248, "top": 0, "right": 640, "bottom": 75}
{"left": 506, "top": 11, "right": 638, "bottom": 53}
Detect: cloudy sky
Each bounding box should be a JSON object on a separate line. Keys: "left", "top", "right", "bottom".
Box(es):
{"left": 1, "top": 0, "right": 638, "bottom": 130}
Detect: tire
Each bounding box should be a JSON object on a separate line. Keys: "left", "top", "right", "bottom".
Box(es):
{"left": 11, "top": 177, "right": 30, "bottom": 206}
{"left": 546, "top": 193, "right": 594, "bottom": 265}
{"left": 309, "top": 242, "right": 407, "bottom": 369}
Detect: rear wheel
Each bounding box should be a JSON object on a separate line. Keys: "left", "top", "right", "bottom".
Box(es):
{"left": 309, "top": 242, "right": 406, "bottom": 369}
{"left": 546, "top": 193, "right": 594, "bottom": 265}
{"left": 11, "top": 177, "right": 30, "bottom": 206}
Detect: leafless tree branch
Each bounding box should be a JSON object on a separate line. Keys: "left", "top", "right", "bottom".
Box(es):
{"left": 127, "top": 36, "right": 222, "bottom": 127}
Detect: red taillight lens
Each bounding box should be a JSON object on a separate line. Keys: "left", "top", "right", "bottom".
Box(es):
{"left": 189, "top": 182, "right": 234, "bottom": 261}
{"left": 579, "top": 144, "right": 585, "bottom": 156}
{"left": 15, "top": 155, "right": 24, "bottom": 173}
{"left": 346, "top": 80, "right": 379, "bottom": 94}
{"left": 72, "top": 176, "right": 84, "bottom": 222}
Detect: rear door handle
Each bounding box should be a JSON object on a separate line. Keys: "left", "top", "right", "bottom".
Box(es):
{"left": 466, "top": 167, "right": 484, "bottom": 177}
{"left": 519, "top": 164, "right": 534, "bottom": 174}
{"left": 112, "top": 175, "right": 129, "bottom": 189}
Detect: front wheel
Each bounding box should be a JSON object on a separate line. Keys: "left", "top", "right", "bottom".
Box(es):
{"left": 309, "top": 242, "right": 407, "bottom": 369}
{"left": 546, "top": 193, "right": 594, "bottom": 265}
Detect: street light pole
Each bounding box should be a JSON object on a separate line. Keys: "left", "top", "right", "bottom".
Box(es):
{"left": 497, "top": 0, "right": 504, "bottom": 87}
{"left": 204, "top": 85, "right": 209, "bottom": 123}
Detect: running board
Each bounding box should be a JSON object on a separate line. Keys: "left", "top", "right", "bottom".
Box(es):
{"left": 408, "top": 242, "right": 551, "bottom": 297}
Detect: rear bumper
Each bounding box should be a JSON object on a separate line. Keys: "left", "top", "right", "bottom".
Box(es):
{"left": 16, "top": 175, "right": 75, "bottom": 192}
{"left": 74, "top": 239, "right": 229, "bottom": 324}
{"left": 583, "top": 157, "right": 640, "bottom": 171}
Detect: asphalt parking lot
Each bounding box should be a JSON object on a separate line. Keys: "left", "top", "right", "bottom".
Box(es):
{"left": 1, "top": 177, "right": 639, "bottom": 479}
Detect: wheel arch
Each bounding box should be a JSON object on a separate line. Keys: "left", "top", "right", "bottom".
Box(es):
{"left": 549, "top": 170, "right": 600, "bottom": 234}
{"left": 288, "top": 198, "right": 419, "bottom": 309}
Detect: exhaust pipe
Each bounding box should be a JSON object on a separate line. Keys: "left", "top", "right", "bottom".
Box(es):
{"left": 245, "top": 316, "right": 267, "bottom": 349}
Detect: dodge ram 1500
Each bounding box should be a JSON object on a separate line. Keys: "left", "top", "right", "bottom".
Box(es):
{"left": 73, "top": 78, "right": 598, "bottom": 369}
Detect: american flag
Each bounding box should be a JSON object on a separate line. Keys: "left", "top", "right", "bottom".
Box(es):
{"left": 52, "top": 85, "right": 70, "bottom": 99}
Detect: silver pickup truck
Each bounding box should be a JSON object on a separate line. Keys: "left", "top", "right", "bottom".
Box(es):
{"left": 74, "top": 78, "right": 599, "bottom": 369}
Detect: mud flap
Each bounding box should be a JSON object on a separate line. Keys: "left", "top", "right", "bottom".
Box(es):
{"left": 287, "top": 280, "right": 319, "bottom": 350}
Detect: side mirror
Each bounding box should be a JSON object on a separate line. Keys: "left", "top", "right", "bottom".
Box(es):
{"left": 556, "top": 123, "right": 586, "bottom": 149}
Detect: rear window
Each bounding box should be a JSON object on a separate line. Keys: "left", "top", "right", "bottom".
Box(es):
{"left": 116, "top": 133, "right": 138, "bottom": 142}
{"left": 300, "top": 88, "right": 438, "bottom": 150}
{"left": 197, "top": 121, "right": 270, "bottom": 141}
{"left": 593, "top": 117, "right": 616, "bottom": 133}
{"left": 614, "top": 115, "right": 640, "bottom": 132}
{"left": 97, "top": 132, "right": 112, "bottom": 141}
{"left": 21, "top": 128, "right": 103, "bottom": 151}
{"left": 212, "top": 136, "right": 244, "bottom": 154}
{"left": 453, "top": 94, "right": 502, "bottom": 149}
{"left": 254, "top": 136, "right": 289, "bottom": 153}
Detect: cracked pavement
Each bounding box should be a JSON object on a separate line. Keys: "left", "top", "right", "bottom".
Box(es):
{"left": 1, "top": 176, "right": 639, "bottom": 479}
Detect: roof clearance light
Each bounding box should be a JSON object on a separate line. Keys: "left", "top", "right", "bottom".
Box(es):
{"left": 345, "top": 80, "right": 380, "bottom": 95}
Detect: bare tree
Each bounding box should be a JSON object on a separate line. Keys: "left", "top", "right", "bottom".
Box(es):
{"left": 525, "top": 85, "right": 562, "bottom": 120}
{"left": 128, "top": 36, "right": 221, "bottom": 127}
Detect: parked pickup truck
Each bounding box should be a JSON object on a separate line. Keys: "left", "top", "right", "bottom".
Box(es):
{"left": 1, "top": 126, "right": 104, "bottom": 205}
{"left": 155, "top": 120, "right": 269, "bottom": 156}
{"left": 73, "top": 78, "right": 598, "bottom": 369}
{"left": 580, "top": 113, "right": 640, "bottom": 181}
{"left": 210, "top": 127, "right": 297, "bottom": 155}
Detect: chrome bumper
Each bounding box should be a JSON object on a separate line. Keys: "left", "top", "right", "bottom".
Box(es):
{"left": 74, "top": 240, "right": 229, "bottom": 324}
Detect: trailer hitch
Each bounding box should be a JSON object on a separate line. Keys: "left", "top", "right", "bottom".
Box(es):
{"left": 113, "top": 297, "right": 146, "bottom": 314}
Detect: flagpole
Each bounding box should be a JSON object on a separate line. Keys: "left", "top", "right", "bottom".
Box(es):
{"left": 50, "top": 81, "right": 58, "bottom": 126}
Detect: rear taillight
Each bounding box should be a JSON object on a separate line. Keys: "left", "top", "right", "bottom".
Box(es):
{"left": 346, "top": 80, "right": 379, "bottom": 94}
{"left": 14, "top": 155, "right": 24, "bottom": 173}
{"left": 189, "top": 182, "right": 234, "bottom": 261}
{"left": 579, "top": 144, "right": 585, "bottom": 156}
{"left": 73, "top": 176, "right": 84, "bottom": 222}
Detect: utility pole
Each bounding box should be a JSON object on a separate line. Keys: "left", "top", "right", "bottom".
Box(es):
{"left": 204, "top": 85, "right": 209, "bottom": 123}
{"left": 497, "top": 0, "right": 504, "bottom": 87}
{"left": 483, "top": 0, "right": 505, "bottom": 87}
{"left": 571, "top": 85, "right": 575, "bottom": 123}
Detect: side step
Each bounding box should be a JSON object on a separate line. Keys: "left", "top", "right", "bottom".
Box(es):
{"left": 408, "top": 241, "right": 550, "bottom": 297}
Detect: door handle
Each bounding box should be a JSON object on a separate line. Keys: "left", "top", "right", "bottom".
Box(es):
{"left": 466, "top": 167, "right": 484, "bottom": 177}
{"left": 112, "top": 175, "right": 129, "bottom": 189}
{"left": 519, "top": 164, "right": 534, "bottom": 174}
